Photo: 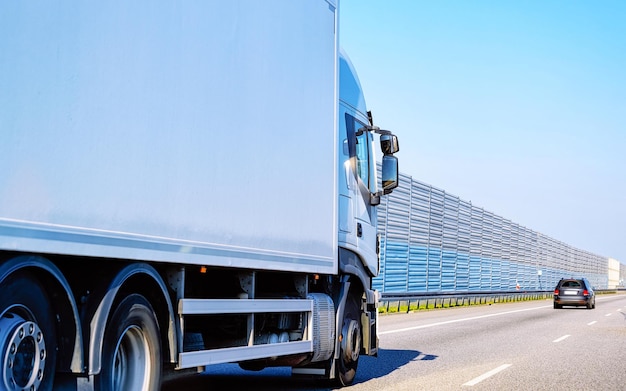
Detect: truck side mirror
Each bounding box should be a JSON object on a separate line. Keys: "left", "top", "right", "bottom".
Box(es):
{"left": 380, "top": 134, "right": 399, "bottom": 155}
{"left": 381, "top": 155, "right": 399, "bottom": 194}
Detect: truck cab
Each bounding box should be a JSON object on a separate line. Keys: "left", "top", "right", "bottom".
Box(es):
{"left": 338, "top": 49, "right": 399, "bottom": 278}
{"left": 324, "top": 50, "right": 399, "bottom": 385}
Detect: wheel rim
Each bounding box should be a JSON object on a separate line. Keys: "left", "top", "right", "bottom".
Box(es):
{"left": 111, "top": 326, "right": 151, "bottom": 391}
{"left": 341, "top": 319, "right": 361, "bottom": 363}
{"left": 337, "top": 296, "right": 361, "bottom": 386}
{"left": 1, "top": 311, "right": 46, "bottom": 390}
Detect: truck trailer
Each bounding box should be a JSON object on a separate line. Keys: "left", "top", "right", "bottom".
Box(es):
{"left": 0, "top": 1, "right": 400, "bottom": 390}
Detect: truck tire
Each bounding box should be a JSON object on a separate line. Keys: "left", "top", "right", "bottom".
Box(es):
{"left": 335, "top": 293, "right": 361, "bottom": 386}
{"left": 96, "top": 294, "right": 161, "bottom": 391}
{"left": 0, "top": 272, "right": 57, "bottom": 391}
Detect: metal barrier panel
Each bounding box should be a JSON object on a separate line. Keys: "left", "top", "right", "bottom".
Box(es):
{"left": 375, "top": 168, "right": 611, "bottom": 293}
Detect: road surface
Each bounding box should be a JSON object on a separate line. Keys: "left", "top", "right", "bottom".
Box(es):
{"left": 162, "top": 293, "right": 626, "bottom": 390}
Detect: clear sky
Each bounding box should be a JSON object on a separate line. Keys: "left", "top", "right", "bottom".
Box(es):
{"left": 340, "top": 0, "right": 625, "bottom": 264}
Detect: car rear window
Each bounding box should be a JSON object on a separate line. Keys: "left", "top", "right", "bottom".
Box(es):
{"left": 561, "top": 281, "right": 582, "bottom": 288}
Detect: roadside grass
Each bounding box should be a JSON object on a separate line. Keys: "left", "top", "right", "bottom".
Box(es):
{"left": 378, "top": 290, "right": 621, "bottom": 314}
{"left": 379, "top": 295, "right": 542, "bottom": 314}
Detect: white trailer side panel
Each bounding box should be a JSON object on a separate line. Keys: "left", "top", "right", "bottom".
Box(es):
{"left": 0, "top": 0, "right": 338, "bottom": 274}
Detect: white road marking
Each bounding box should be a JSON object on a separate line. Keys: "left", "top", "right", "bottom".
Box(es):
{"left": 553, "top": 335, "right": 570, "bottom": 343}
{"left": 463, "top": 364, "right": 512, "bottom": 386}
{"left": 588, "top": 321, "right": 597, "bottom": 325}
{"left": 380, "top": 305, "right": 551, "bottom": 335}
{"left": 605, "top": 313, "right": 612, "bottom": 317}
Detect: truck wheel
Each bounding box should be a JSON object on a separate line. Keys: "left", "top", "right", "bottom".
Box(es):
{"left": 0, "top": 272, "right": 57, "bottom": 391}
{"left": 336, "top": 293, "right": 361, "bottom": 386}
{"left": 97, "top": 294, "right": 161, "bottom": 391}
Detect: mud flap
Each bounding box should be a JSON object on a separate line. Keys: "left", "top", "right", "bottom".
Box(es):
{"left": 361, "top": 308, "right": 378, "bottom": 357}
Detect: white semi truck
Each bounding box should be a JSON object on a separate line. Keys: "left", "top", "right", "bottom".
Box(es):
{"left": 0, "top": 1, "right": 399, "bottom": 390}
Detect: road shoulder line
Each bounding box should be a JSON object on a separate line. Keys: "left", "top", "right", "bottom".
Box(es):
{"left": 463, "top": 364, "right": 512, "bottom": 386}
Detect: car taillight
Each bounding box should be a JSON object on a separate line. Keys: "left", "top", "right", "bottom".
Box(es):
{"left": 554, "top": 289, "right": 559, "bottom": 295}
{"left": 583, "top": 290, "right": 589, "bottom": 296}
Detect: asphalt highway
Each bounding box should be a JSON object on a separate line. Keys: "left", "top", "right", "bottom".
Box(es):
{"left": 162, "top": 293, "right": 626, "bottom": 390}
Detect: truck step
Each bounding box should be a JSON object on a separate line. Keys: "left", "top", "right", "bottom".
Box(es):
{"left": 178, "top": 298, "right": 313, "bottom": 315}
{"left": 178, "top": 340, "right": 313, "bottom": 369}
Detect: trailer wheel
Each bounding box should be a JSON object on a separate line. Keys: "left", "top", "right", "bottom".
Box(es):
{"left": 0, "top": 272, "right": 57, "bottom": 391}
{"left": 335, "top": 293, "right": 361, "bottom": 386}
{"left": 97, "top": 294, "right": 161, "bottom": 391}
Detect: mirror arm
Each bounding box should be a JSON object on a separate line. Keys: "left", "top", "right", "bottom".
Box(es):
{"left": 357, "top": 125, "right": 394, "bottom": 137}
{"left": 373, "top": 128, "right": 393, "bottom": 136}
{"left": 370, "top": 192, "right": 382, "bottom": 206}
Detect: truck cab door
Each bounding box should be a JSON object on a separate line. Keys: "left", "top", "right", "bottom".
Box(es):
{"left": 344, "top": 113, "right": 379, "bottom": 275}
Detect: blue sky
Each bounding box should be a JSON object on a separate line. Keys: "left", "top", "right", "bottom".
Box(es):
{"left": 340, "top": 1, "right": 625, "bottom": 264}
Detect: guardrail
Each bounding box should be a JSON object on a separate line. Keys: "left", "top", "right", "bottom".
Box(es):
{"left": 379, "top": 289, "right": 620, "bottom": 313}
